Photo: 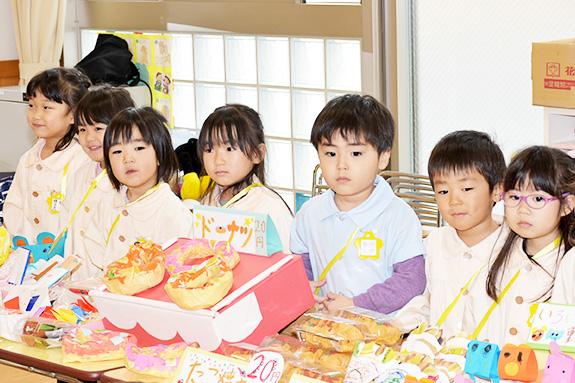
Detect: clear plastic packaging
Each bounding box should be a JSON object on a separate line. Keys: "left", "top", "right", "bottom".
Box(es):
{"left": 18, "top": 317, "right": 78, "bottom": 348}
{"left": 340, "top": 307, "right": 402, "bottom": 346}
{"left": 293, "top": 312, "right": 374, "bottom": 353}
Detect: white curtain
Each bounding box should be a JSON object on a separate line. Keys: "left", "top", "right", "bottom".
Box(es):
{"left": 11, "top": 0, "right": 67, "bottom": 85}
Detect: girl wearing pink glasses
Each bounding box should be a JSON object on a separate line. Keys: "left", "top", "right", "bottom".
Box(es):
{"left": 462, "top": 146, "right": 575, "bottom": 346}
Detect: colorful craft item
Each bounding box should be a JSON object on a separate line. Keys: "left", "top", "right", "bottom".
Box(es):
{"left": 497, "top": 343, "right": 538, "bottom": 382}
{"left": 464, "top": 340, "right": 500, "bottom": 383}
{"left": 124, "top": 341, "right": 193, "bottom": 378}
{"left": 542, "top": 341, "right": 575, "bottom": 383}
{"left": 62, "top": 328, "right": 137, "bottom": 363}
{"left": 165, "top": 238, "right": 239, "bottom": 273}
{"left": 12, "top": 232, "right": 55, "bottom": 262}
{"left": 405, "top": 376, "right": 435, "bottom": 383}
{"left": 454, "top": 374, "right": 474, "bottom": 383}
{"left": 103, "top": 239, "right": 165, "bottom": 295}
{"left": 164, "top": 256, "right": 233, "bottom": 310}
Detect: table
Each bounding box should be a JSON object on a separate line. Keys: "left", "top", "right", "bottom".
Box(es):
{"left": 100, "top": 368, "right": 172, "bottom": 383}
{"left": 0, "top": 338, "right": 123, "bottom": 383}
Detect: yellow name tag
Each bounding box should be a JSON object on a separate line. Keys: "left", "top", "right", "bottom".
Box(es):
{"left": 47, "top": 191, "right": 62, "bottom": 214}
{"left": 355, "top": 231, "right": 383, "bottom": 260}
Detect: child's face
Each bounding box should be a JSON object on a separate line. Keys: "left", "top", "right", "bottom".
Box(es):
{"left": 78, "top": 122, "right": 107, "bottom": 164}
{"left": 318, "top": 132, "right": 389, "bottom": 211}
{"left": 202, "top": 137, "right": 262, "bottom": 194}
{"left": 27, "top": 93, "right": 74, "bottom": 144}
{"left": 433, "top": 169, "right": 501, "bottom": 244}
{"left": 108, "top": 127, "right": 158, "bottom": 201}
{"left": 504, "top": 181, "right": 570, "bottom": 250}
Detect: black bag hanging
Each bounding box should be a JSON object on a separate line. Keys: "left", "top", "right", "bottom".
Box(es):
{"left": 75, "top": 34, "right": 141, "bottom": 86}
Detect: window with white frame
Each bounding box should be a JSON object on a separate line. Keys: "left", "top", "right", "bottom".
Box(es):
{"left": 81, "top": 30, "right": 362, "bottom": 211}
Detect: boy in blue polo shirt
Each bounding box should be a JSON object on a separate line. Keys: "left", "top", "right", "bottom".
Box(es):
{"left": 290, "top": 94, "right": 426, "bottom": 315}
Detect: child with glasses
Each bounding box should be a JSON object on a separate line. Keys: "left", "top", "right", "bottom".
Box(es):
{"left": 394, "top": 130, "right": 507, "bottom": 339}
{"left": 463, "top": 146, "right": 575, "bottom": 346}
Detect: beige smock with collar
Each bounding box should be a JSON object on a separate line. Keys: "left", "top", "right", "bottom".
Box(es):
{"left": 83, "top": 182, "right": 194, "bottom": 271}
{"left": 60, "top": 161, "right": 115, "bottom": 280}
{"left": 3, "top": 139, "right": 91, "bottom": 245}
{"left": 394, "top": 223, "right": 507, "bottom": 339}
{"left": 462, "top": 233, "right": 565, "bottom": 346}
{"left": 550, "top": 246, "right": 575, "bottom": 305}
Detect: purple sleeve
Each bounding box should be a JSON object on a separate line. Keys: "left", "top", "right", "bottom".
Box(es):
{"left": 353, "top": 255, "right": 426, "bottom": 314}
{"left": 301, "top": 253, "right": 314, "bottom": 280}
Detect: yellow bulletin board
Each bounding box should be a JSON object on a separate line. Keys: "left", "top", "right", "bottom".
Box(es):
{"left": 114, "top": 33, "right": 173, "bottom": 128}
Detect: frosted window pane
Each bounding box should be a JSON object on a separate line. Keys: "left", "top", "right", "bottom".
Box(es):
{"left": 294, "top": 142, "right": 318, "bottom": 191}
{"left": 326, "top": 40, "right": 361, "bottom": 91}
{"left": 327, "top": 92, "right": 350, "bottom": 102}
{"left": 171, "top": 34, "right": 194, "bottom": 81}
{"left": 259, "top": 88, "right": 291, "bottom": 138}
{"left": 292, "top": 90, "right": 326, "bottom": 140}
{"left": 225, "top": 36, "right": 257, "bottom": 84}
{"left": 267, "top": 139, "right": 293, "bottom": 188}
{"left": 291, "top": 38, "right": 325, "bottom": 89}
{"left": 194, "top": 35, "right": 224, "bottom": 82}
{"left": 275, "top": 190, "right": 294, "bottom": 214}
{"left": 227, "top": 86, "right": 258, "bottom": 111}
{"left": 195, "top": 83, "right": 226, "bottom": 131}
{"left": 258, "top": 37, "right": 290, "bottom": 86}
{"left": 173, "top": 83, "right": 196, "bottom": 130}
{"left": 80, "top": 30, "right": 104, "bottom": 59}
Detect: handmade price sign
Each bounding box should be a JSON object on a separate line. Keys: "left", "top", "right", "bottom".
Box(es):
{"left": 244, "top": 351, "right": 284, "bottom": 383}
{"left": 527, "top": 302, "right": 575, "bottom": 352}
{"left": 172, "top": 347, "right": 248, "bottom": 383}
{"left": 193, "top": 205, "right": 282, "bottom": 256}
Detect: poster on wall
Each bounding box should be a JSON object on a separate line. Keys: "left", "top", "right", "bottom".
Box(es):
{"left": 114, "top": 33, "right": 173, "bottom": 128}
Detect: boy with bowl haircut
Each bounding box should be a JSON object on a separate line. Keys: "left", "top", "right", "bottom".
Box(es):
{"left": 290, "top": 94, "right": 426, "bottom": 315}
{"left": 394, "top": 130, "right": 507, "bottom": 338}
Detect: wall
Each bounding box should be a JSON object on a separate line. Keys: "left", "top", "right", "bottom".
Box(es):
{"left": 0, "top": 0, "right": 18, "bottom": 61}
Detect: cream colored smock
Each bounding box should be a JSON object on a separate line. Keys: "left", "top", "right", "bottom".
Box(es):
{"left": 3, "top": 139, "right": 91, "bottom": 244}
{"left": 201, "top": 181, "right": 293, "bottom": 253}
{"left": 394, "top": 223, "right": 507, "bottom": 339}
{"left": 83, "top": 183, "right": 194, "bottom": 271}
{"left": 463, "top": 234, "right": 564, "bottom": 346}
{"left": 60, "top": 161, "right": 115, "bottom": 280}
{"left": 550, "top": 247, "right": 575, "bottom": 305}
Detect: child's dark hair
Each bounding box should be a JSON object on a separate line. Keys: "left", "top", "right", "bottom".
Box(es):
{"left": 26, "top": 67, "right": 91, "bottom": 151}
{"left": 310, "top": 94, "right": 395, "bottom": 155}
{"left": 486, "top": 146, "right": 575, "bottom": 301}
{"left": 198, "top": 104, "right": 266, "bottom": 198}
{"left": 428, "top": 130, "right": 506, "bottom": 192}
{"left": 104, "top": 107, "right": 179, "bottom": 190}
{"left": 74, "top": 85, "right": 135, "bottom": 133}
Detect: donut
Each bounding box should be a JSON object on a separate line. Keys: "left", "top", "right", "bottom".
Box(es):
{"left": 164, "top": 256, "right": 233, "bottom": 310}
{"left": 124, "top": 341, "right": 195, "bottom": 378}
{"left": 103, "top": 240, "right": 165, "bottom": 295}
{"left": 62, "top": 327, "right": 137, "bottom": 362}
{"left": 165, "top": 238, "right": 239, "bottom": 273}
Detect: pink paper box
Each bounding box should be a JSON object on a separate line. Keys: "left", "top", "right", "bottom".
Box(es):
{"left": 90, "top": 238, "right": 314, "bottom": 351}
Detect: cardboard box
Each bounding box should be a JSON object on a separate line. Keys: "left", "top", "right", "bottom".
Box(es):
{"left": 90, "top": 238, "right": 314, "bottom": 351}
{"left": 533, "top": 38, "right": 575, "bottom": 108}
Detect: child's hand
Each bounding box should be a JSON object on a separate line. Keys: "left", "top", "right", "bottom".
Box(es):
{"left": 309, "top": 280, "right": 328, "bottom": 306}
{"left": 324, "top": 291, "right": 354, "bottom": 316}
